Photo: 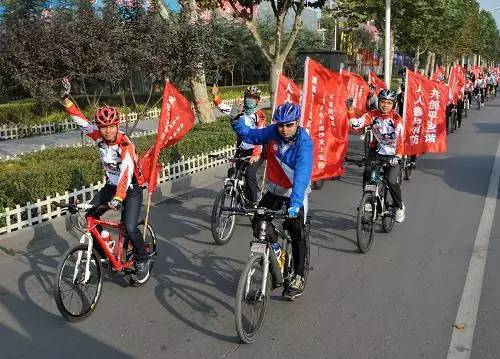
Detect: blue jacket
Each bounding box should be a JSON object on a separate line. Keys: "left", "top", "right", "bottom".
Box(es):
{"left": 232, "top": 117, "right": 313, "bottom": 208}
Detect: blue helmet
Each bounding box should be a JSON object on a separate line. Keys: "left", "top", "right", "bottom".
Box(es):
{"left": 273, "top": 103, "right": 301, "bottom": 124}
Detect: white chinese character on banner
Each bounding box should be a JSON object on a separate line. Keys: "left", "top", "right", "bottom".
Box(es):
{"left": 410, "top": 134, "right": 420, "bottom": 145}
{"left": 429, "top": 100, "right": 440, "bottom": 111}
{"left": 425, "top": 133, "right": 436, "bottom": 143}
{"left": 430, "top": 89, "right": 441, "bottom": 99}
{"left": 413, "top": 107, "right": 424, "bottom": 117}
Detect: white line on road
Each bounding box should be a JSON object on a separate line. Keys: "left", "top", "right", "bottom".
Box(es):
{"left": 447, "top": 138, "right": 500, "bottom": 359}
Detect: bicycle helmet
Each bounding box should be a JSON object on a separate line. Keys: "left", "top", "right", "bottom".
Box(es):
{"left": 244, "top": 86, "right": 262, "bottom": 100}
{"left": 94, "top": 106, "right": 120, "bottom": 127}
{"left": 273, "top": 103, "right": 301, "bottom": 124}
{"left": 378, "top": 89, "right": 397, "bottom": 102}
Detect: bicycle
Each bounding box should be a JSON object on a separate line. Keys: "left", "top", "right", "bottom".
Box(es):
{"left": 209, "top": 154, "right": 257, "bottom": 245}
{"left": 53, "top": 202, "right": 157, "bottom": 322}
{"left": 346, "top": 157, "right": 398, "bottom": 253}
{"left": 463, "top": 93, "right": 470, "bottom": 119}
{"left": 475, "top": 89, "right": 482, "bottom": 110}
{"left": 227, "top": 206, "right": 311, "bottom": 343}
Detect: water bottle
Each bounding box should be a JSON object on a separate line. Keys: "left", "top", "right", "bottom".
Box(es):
{"left": 271, "top": 242, "right": 281, "bottom": 262}
{"left": 101, "top": 230, "right": 114, "bottom": 251}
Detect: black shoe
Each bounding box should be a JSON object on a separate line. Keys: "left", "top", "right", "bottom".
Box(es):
{"left": 284, "top": 275, "right": 305, "bottom": 300}
{"left": 409, "top": 162, "right": 416, "bottom": 170}
{"left": 135, "top": 259, "right": 150, "bottom": 284}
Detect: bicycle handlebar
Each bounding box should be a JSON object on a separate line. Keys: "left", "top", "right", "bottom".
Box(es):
{"left": 344, "top": 157, "right": 400, "bottom": 168}
{"left": 208, "top": 154, "right": 252, "bottom": 162}
{"left": 52, "top": 202, "right": 111, "bottom": 213}
{"left": 220, "top": 206, "right": 289, "bottom": 219}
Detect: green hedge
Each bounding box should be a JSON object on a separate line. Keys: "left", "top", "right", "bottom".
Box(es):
{"left": 0, "top": 117, "right": 240, "bottom": 209}
{"left": 0, "top": 83, "right": 270, "bottom": 126}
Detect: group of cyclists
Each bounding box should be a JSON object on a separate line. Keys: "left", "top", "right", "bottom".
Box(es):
{"left": 58, "top": 63, "right": 498, "bottom": 314}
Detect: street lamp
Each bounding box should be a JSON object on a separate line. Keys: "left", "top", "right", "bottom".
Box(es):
{"left": 384, "top": 0, "right": 391, "bottom": 88}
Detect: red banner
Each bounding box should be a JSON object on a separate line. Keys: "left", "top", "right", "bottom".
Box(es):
{"left": 273, "top": 73, "right": 302, "bottom": 109}
{"left": 342, "top": 71, "right": 369, "bottom": 116}
{"left": 430, "top": 66, "right": 445, "bottom": 82}
{"left": 301, "top": 58, "right": 349, "bottom": 181}
{"left": 368, "top": 69, "right": 387, "bottom": 93}
{"left": 448, "top": 65, "right": 466, "bottom": 104}
{"left": 139, "top": 81, "right": 195, "bottom": 193}
{"left": 402, "top": 70, "right": 447, "bottom": 155}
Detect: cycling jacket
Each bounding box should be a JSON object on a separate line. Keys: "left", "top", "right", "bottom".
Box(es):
{"left": 349, "top": 109, "right": 404, "bottom": 156}
{"left": 231, "top": 118, "right": 313, "bottom": 209}
{"left": 64, "top": 100, "right": 145, "bottom": 201}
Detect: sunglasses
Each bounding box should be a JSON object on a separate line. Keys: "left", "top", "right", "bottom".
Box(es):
{"left": 277, "top": 122, "right": 297, "bottom": 128}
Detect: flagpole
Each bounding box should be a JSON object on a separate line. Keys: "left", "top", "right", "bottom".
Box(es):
{"left": 143, "top": 78, "right": 170, "bottom": 241}
{"left": 143, "top": 192, "right": 152, "bottom": 241}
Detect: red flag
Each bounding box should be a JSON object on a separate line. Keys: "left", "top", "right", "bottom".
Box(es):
{"left": 301, "top": 58, "right": 349, "bottom": 181}
{"left": 139, "top": 81, "right": 195, "bottom": 193}
{"left": 342, "top": 71, "right": 369, "bottom": 116}
{"left": 273, "top": 73, "right": 302, "bottom": 108}
{"left": 430, "top": 66, "right": 445, "bottom": 82}
{"left": 402, "top": 70, "right": 447, "bottom": 155}
{"left": 368, "top": 69, "right": 387, "bottom": 93}
{"left": 448, "top": 65, "right": 466, "bottom": 104}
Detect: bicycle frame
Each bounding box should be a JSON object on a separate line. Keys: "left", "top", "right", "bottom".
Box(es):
{"left": 75, "top": 215, "right": 133, "bottom": 284}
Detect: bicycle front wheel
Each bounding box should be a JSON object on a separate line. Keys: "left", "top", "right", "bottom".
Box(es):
{"left": 54, "top": 244, "right": 103, "bottom": 322}
{"left": 235, "top": 254, "right": 270, "bottom": 344}
{"left": 356, "top": 192, "right": 376, "bottom": 253}
{"left": 211, "top": 188, "right": 237, "bottom": 245}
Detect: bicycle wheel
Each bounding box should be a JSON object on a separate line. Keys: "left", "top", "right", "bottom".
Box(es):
{"left": 382, "top": 190, "right": 395, "bottom": 233}
{"left": 211, "top": 188, "right": 237, "bottom": 245}
{"left": 128, "top": 221, "right": 158, "bottom": 287}
{"left": 476, "top": 95, "right": 481, "bottom": 110}
{"left": 54, "top": 244, "right": 103, "bottom": 322}
{"left": 235, "top": 254, "right": 270, "bottom": 344}
{"left": 311, "top": 180, "right": 325, "bottom": 191}
{"left": 404, "top": 163, "right": 413, "bottom": 181}
{"left": 356, "top": 192, "right": 376, "bottom": 253}
{"left": 302, "top": 217, "right": 312, "bottom": 287}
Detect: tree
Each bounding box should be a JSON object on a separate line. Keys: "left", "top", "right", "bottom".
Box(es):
{"left": 205, "top": 0, "right": 326, "bottom": 105}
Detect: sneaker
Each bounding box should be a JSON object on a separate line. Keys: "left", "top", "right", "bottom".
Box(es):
{"left": 481, "top": 103, "right": 485, "bottom": 107}
{"left": 395, "top": 204, "right": 405, "bottom": 223}
{"left": 285, "top": 274, "right": 305, "bottom": 300}
{"left": 364, "top": 203, "right": 372, "bottom": 212}
{"left": 409, "top": 162, "right": 416, "bottom": 170}
{"left": 245, "top": 201, "right": 257, "bottom": 209}
{"left": 135, "top": 259, "right": 150, "bottom": 284}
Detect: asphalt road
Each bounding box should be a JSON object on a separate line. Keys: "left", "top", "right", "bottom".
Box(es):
{"left": 0, "top": 97, "right": 499, "bottom": 359}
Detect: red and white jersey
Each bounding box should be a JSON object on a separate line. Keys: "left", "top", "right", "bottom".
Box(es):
{"left": 349, "top": 109, "right": 404, "bottom": 156}
{"left": 64, "top": 100, "right": 145, "bottom": 200}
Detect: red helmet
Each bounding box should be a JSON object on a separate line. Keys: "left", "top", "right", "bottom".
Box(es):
{"left": 94, "top": 107, "right": 120, "bottom": 127}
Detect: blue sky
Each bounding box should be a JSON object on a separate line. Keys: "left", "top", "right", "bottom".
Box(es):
{"left": 479, "top": 0, "right": 500, "bottom": 26}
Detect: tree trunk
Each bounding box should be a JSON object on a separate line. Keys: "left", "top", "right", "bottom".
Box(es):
{"left": 424, "top": 51, "right": 432, "bottom": 76}
{"left": 269, "top": 58, "right": 284, "bottom": 109}
{"left": 414, "top": 45, "right": 421, "bottom": 72}
{"left": 430, "top": 52, "right": 436, "bottom": 76}
{"left": 190, "top": 72, "right": 214, "bottom": 123}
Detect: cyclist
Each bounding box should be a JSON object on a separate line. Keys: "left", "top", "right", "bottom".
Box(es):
{"left": 474, "top": 74, "right": 486, "bottom": 107}
{"left": 231, "top": 102, "right": 313, "bottom": 300}
{"left": 464, "top": 76, "right": 474, "bottom": 110}
{"left": 486, "top": 72, "right": 496, "bottom": 98}
{"left": 60, "top": 78, "right": 150, "bottom": 283}
{"left": 366, "top": 84, "right": 379, "bottom": 111}
{"left": 347, "top": 90, "right": 406, "bottom": 223}
{"left": 213, "top": 85, "right": 266, "bottom": 208}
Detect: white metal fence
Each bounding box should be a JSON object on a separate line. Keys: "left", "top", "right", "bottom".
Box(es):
{"left": 0, "top": 145, "right": 235, "bottom": 235}
{"left": 0, "top": 96, "right": 269, "bottom": 141}
{"left": 0, "top": 129, "right": 157, "bottom": 161}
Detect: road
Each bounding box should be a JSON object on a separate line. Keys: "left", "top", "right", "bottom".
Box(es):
{"left": 0, "top": 98, "right": 499, "bottom": 359}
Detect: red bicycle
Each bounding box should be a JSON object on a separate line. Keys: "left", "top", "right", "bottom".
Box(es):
{"left": 53, "top": 202, "right": 157, "bottom": 322}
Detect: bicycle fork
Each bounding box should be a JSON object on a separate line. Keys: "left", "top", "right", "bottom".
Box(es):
{"left": 73, "top": 233, "right": 94, "bottom": 284}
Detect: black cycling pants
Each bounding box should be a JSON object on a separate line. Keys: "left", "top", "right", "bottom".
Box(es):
{"left": 236, "top": 148, "right": 262, "bottom": 204}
